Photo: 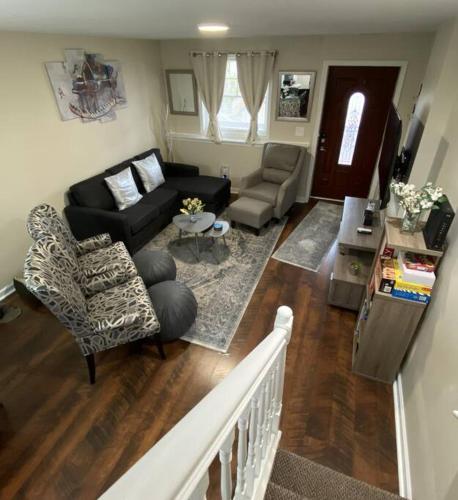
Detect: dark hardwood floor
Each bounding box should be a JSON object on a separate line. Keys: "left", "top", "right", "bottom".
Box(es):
{"left": 0, "top": 201, "right": 398, "bottom": 499}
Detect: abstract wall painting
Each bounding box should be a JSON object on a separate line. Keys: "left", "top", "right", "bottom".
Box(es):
{"left": 45, "top": 49, "right": 127, "bottom": 123}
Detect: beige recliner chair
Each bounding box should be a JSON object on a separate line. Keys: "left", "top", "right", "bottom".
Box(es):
{"left": 239, "top": 142, "right": 306, "bottom": 219}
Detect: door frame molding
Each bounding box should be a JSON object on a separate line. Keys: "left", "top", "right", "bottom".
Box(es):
{"left": 306, "top": 60, "right": 408, "bottom": 201}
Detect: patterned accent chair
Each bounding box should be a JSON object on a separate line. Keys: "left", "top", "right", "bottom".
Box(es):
{"left": 239, "top": 142, "right": 306, "bottom": 219}
{"left": 27, "top": 204, "right": 137, "bottom": 296}
{"left": 27, "top": 203, "right": 112, "bottom": 255}
{"left": 24, "top": 235, "right": 163, "bottom": 383}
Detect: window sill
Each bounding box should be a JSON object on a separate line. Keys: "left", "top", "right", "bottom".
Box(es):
{"left": 168, "top": 132, "right": 310, "bottom": 149}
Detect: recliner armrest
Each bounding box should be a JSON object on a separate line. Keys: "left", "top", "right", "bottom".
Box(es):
{"left": 64, "top": 205, "right": 132, "bottom": 250}
{"left": 275, "top": 163, "right": 303, "bottom": 218}
{"left": 164, "top": 162, "right": 199, "bottom": 177}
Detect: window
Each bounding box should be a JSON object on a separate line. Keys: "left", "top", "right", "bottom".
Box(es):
{"left": 338, "top": 92, "right": 365, "bottom": 166}
{"left": 201, "top": 55, "right": 270, "bottom": 140}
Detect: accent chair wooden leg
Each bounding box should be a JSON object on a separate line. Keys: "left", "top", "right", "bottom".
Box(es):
{"left": 85, "top": 354, "right": 96, "bottom": 385}
{"left": 155, "top": 337, "right": 166, "bottom": 360}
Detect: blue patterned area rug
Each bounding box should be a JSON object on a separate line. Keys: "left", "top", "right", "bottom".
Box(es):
{"left": 272, "top": 201, "right": 343, "bottom": 272}
{"left": 145, "top": 214, "right": 286, "bottom": 352}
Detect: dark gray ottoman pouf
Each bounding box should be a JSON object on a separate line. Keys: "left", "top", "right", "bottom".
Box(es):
{"left": 133, "top": 249, "right": 177, "bottom": 288}
{"left": 148, "top": 281, "right": 197, "bottom": 342}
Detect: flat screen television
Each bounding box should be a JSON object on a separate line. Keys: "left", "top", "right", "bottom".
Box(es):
{"left": 394, "top": 114, "right": 424, "bottom": 182}
{"left": 378, "top": 104, "right": 402, "bottom": 209}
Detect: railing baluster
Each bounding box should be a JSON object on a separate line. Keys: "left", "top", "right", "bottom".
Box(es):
{"left": 244, "top": 394, "right": 259, "bottom": 497}
{"left": 273, "top": 345, "right": 287, "bottom": 433}
{"left": 234, "top": 408, "right": 249, "bottom": 497}
{"left": 261, "top": 375, "right": 271, "bottom": 460}
{"left": 219, "top": 429, "right": 235, "bottom": 500}
{"left": 254, "top": 381, "right": 266, "bottom": 477}
{"left": 265, "top": 366, "right": 276, "bottom": 448}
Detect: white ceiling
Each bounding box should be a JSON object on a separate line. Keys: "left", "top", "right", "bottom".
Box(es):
{"left": 1, "top": 0, "right": 457, "bottom": 39}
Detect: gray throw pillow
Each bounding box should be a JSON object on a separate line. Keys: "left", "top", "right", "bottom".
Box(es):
{"left": 105, "top": 168, "right": 143, "bottom": 210}
{"left": 133, "top": 153, "right": 165, "bottom": 193}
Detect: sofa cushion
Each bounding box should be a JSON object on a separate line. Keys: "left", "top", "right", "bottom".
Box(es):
{"left": 163, "top": 176, "right": 229, "bottom": 202}
{"left": 240, "top": 182, "right": 279, "bottom": 206}
{"left": 133, "top": 153, "right": 165, "bottom": 192}
{"left": 140, "top": 187, "right": 178, "bottom": 214}
{"left": 119, "top": 202, "right": 160, "bottom": 235}
{"left": 70, "top": 173, "right": 116, "bottom": 210}
{"left": 105, "top": 168, "right": 143, "bottom": 211}
{"left": 105, "top": 160, "right": 144, "bottom": 193}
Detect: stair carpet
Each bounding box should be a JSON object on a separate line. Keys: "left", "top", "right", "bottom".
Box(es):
{"left": 265, "top": 450, "right": 404, "bottom": 500}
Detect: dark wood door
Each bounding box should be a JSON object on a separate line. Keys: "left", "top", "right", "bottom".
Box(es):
{"left": 311, "top": 66, "right": 399, "bottom": 200}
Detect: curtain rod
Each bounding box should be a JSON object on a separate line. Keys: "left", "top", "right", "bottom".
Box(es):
{"left": 190, "top": 50, "right": 277, "bottom": 57}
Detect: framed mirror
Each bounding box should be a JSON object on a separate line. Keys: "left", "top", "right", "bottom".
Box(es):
{"left": 166, "top": 70, "right": 198, "bottom": 116}
{"left": 276, "top": 71, "right": 316, "bottom": 122}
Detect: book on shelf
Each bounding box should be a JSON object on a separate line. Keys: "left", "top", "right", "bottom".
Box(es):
{"left": 378, "top": 257, "right": 433, "bottom": 298}
{"left": 391, "top": 288, "right": 431, "bottom": 304}
{"left": 398, "top": 252, "right": 436, "bottom": 287}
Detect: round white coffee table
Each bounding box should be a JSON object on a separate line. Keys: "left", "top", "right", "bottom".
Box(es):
{"left": 173, "top": 212, "right": 216, "bottom": 260}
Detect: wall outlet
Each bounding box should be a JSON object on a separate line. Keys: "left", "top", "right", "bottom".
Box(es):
{"left": 220, "top": 165, "right": 230, "bottom": 178}
{"left": 295, "top": 126, "right": 305, "bottom": 137}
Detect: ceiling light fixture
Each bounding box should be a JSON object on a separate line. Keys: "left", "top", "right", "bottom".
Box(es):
{"left": 198, "top": 24, "right": 229, "bottom": 33}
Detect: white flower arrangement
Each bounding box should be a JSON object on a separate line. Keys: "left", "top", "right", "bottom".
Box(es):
{"left": 390, "top": 181, "right": 445, "bottom": 215}
{"left": 180, "top": 197, "right": 205, "bottom": 215}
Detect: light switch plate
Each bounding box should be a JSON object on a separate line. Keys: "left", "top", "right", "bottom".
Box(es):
{"left": 295, "top": 126, "right": 305, "bottom": 137}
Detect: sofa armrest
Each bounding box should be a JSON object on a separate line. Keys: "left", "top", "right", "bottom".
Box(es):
{"left": 239, "top": 168, "right": 263, "bottom": 192}
{"left": 76, "top": 233, "right": 112, "bottom": 256}
{"left": 64, "top": 206, "right": 132, "bottom": 250}
{"left": 164, "top": 162, "right": 199, "bottom": 177}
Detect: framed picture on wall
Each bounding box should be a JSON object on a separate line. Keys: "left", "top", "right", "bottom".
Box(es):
{"left": 276, "top": 71, "right": 316, "bottom": 122}
{"left": 165, "top": 69, "right": 199, "bottom": 116}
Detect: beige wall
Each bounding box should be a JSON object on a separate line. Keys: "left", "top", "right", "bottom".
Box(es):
{"left": 0, "top": 31, "right": 164, "bottom": 290}
{"left": 160, "top": 33, "right": 433, "bottom": 196}
{"left": 401, "top": 18, "right": 458, "bottom": 500}
{"left": 409, "top": 20, "right": 458, "bottom": 186}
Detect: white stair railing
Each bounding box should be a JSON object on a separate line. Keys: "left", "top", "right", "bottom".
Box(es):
{"left": 100, "top": 306, "right": 293, "bottom": 500}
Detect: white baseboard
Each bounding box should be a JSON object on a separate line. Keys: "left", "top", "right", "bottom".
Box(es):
{"left": 0, "top": 282, "right": 15, "bottom": 301}
{"left": 393, "top": 373, "right": 412, "bottom": 499}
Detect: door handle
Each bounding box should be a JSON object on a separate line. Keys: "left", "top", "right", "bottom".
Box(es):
{"left": 318, "top": 132, "right": 327, "bottom": 152}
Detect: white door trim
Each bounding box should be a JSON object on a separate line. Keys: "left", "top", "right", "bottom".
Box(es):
{"left": 305, "top": 60, "right": 408, "bottom": 201}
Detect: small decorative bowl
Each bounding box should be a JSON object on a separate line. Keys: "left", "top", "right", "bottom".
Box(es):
{"left": 213, "top": 222, "right": 223, "bottom": 232}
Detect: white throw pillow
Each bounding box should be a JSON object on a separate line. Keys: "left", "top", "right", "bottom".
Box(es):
{"left": 105, "top": 168, "right": 143, "bottom": 210}
{"left": 133, "top": 153, "right": 165, "bottom": 193}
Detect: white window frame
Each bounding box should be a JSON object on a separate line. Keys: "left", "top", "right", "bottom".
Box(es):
{"left": 200, "top": 55, "right": 271, "bottom": 142}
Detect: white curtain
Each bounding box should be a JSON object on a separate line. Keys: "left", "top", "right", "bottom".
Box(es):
{"left": 190, "top": 52, "right": 228, "bottom": 143}
{"left": 236, "top": 51, "right": 276, "bottom": 143}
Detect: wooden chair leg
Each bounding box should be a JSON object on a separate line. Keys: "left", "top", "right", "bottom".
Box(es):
{"left": 155, "top": 337, "right": 166, "bottom": 360}
{"left": 85, "top": 354, "right": 96, "bottom": 384}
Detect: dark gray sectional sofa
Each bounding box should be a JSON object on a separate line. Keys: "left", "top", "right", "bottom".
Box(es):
{"left": 65, "top": 148, "right": 231, "bottom": 254}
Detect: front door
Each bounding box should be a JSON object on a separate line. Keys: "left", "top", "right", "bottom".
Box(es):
{"left": 311, "top": 66, "right": 399, "bottom": 200}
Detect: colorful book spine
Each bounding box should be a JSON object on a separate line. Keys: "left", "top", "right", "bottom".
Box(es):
{"left": 391, "top": 288, "right": 431, "bottom": 304}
